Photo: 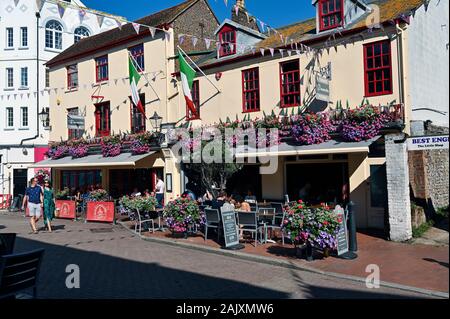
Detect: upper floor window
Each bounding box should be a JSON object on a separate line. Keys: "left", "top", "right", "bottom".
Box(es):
{"left": 67, "top": 64, "right": 78, "bottom": 89}
{"left": 6, "top": 68, "right": 14, "bottom": 88}
{"left": 186, "top": 80, "right": 200, "bottom": 120}
{"left": 45, "top": 68, "right": 50, "bottom": 88}
{"left": 129, "top": 44, "right": 145, "bottom": 71}
{"left": 130, "top": 94, "right": 146, "bottom": 133}
{"left": 68, "top": 107, "right": 83, "bottom": 139}
{"left": 319, "top": 0, "right": 344, "bottom": 31}
{"left": 74, "top": 26, "right": 90, "bottom": 43}
{"left": 45, "top": 20, "right": 63, "bottom": 50}
{"left": 280, "top": 60, "right": 301, "bottom": 107}
{"left": 95, "top": 55, "right": 109, "bottom": 82}
{"left": 242, "top": 68, "right": 260, "bottom": 113}
{"left": 364, "top": 40, "right": 393, "bottom": 97}
{"left": 6, "top": 107, "right": 14, "bottom": 128}
{"left": 20, "top": 67, "right": 28, "bottom": 88}
{"left": 20, "top": 27, "right": 28, "bottom": 48}
{"left": 6, "top": 28, "right": 14, "bottom": 48}
{"left": 20, "top": 107, "right": 28, "bottom": 128}
{"left": 219, "top": 26, "right": 236, "bottom": 58}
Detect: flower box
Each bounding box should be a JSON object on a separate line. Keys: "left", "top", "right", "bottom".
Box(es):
{"left": 55, "top": 200, "right": 76, "bottom": 219}
{"left": 86, "top": 201, "right": 115, "bottom": 223}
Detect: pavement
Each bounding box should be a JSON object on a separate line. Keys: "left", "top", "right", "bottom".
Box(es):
{"left": 120, "top": 218, "right": 449, "bottom": 295}
{"left": 0, "top": 212, "right": 442, "bottom": 299}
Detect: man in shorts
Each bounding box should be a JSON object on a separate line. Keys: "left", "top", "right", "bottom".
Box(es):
{"left": 22, "top": 178, "right": 44, "bottom": 234}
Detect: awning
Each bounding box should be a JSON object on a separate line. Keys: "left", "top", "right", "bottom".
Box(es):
{"left": 29, "top": 152, "right": 157, "bottom": 168}
{"left": 235, "top": 136, "right": 380, "bottom": 158}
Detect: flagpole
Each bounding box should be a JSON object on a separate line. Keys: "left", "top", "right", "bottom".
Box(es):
{"left": 128, "top": 51, "right": 161, "bottom": 101}
{"left": 177, "top": 46, "right": 221, "bottom": 94}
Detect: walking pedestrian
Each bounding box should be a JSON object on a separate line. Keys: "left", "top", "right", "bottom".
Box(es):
{"left": 22, "top": 178, "right": 44, "bottom": 234}
{"left": 43, "top": 180, "right": 56, "bottom": 232}
{"left": 154, "top": 176, "right": 165, "bottom": 208}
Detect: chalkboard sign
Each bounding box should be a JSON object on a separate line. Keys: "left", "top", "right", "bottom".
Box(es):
{"left": 335, "top": 205, "right": 349, "bottom": 256}
{"left": 221, "top": 209, "right": 239, "bottom": 248}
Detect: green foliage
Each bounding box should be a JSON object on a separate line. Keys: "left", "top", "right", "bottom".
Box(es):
{"left": 55, "top": 187, "right": 69, "bottom": 200}
{"left": 120, "top": 196, "right": 158, "bottom": 212}
{"left": 412, "top": 220, "right": 434, "bottom": 238}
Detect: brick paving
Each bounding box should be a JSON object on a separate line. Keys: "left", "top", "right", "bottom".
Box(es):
{"left": 0, "top": 212, "right": 440, "bottom": 299}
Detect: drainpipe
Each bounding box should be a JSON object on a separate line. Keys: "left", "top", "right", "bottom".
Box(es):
{"left": 20, "top": 11, "right": 41, "bottom": 146}
{"left": 395, "top": 22, "right": 406, "bottom": 112}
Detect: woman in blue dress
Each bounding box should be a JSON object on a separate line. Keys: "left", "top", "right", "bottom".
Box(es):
{"left": 43, "top": 180, "right": 56, "bottom": 232}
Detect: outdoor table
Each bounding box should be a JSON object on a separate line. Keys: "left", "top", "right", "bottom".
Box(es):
{"left": 257, "top": 210, "right": 276, "bottom": 244}
{"left": 235, "top": 210, "right": 270, "bottom": 245}
{"left": 155, "top": 208, "right": 166, "bottom": 231}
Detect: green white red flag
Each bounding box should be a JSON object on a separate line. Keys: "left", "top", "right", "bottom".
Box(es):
{"left": 178, "top": 51, "right": 198, "bottom": 116}
{"left": 128, "top": 56, "right": 146, "bottom": 118}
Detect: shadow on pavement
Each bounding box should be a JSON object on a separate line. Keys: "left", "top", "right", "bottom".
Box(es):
{"left": 423, "top": 258, "right": 449, "bottom": 269}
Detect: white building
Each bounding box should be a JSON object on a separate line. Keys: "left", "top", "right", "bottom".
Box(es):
{"left": 0, "top": 0, "right": 121, "bottom": 200}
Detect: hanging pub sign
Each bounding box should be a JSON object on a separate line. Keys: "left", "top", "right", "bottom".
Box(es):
{"left": 67, "top": 114, "right": 85, "bottom": 130}
{"left": 407, "top": 135, "right": 449, "bottom": 151}
{"left": 316, "top": 75, "right": 330, "bottom": 102}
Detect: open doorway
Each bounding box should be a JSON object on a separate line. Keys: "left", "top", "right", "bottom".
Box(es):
{"left": 286, "top": 162, "right": 349, "bottom": 206}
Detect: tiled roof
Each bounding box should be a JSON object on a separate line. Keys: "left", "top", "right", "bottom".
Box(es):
{"left": 257, "top": 0, "right": 425, "bottom": 48}
{"left": 47, "top": 0, "right": 200, "bottom": 67}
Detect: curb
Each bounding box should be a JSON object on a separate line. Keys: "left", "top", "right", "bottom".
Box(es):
{"left": 118, "top": 220, "right": 449, "bottom": 299}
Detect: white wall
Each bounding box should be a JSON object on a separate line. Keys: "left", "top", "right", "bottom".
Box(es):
{"left": 408, "top": 0, "right": 449, "bottom": 128}
{"left": 0, "top": 0, "right": 120, "bottom": 195}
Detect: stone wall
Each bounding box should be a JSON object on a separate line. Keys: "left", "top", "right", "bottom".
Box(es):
{"left": 385, "top": 133, "right": 412, "bottom": 241}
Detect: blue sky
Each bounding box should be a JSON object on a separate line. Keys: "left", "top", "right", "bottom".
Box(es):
{"left": 81, "top": 0, "right": 316, "bottom": 28}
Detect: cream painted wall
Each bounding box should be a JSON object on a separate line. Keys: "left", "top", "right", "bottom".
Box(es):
{"left": 177, "top": 29, "right": 402, "bottom": 127}
{"left": 48, "top": 32, "right": 171, "bottom": 141}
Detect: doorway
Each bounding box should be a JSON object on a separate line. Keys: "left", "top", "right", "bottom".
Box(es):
{"left": 13, "top": 169, "right": 28, "bottom": 198}
{"left": 285, "top": 162, "right": 349, "bottom": 206}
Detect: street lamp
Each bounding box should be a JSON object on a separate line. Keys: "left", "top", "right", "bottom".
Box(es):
{"left": 149, "top": 111, "right": 163, "bottom": 131}
{"left": 38, "top": 107, "right": 50, "bottom": 128}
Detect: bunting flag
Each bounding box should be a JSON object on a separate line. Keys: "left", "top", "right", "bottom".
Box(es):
{"left": 192, "top": 36, "right": 198, "bottom": 47}
{"left": 97, "top": 15, "right": 105, "bottom": 28}
{"left": 14, "top": 0, "right": 20, "bottom": 6}
{"left": 260, "top": 48, "right": 265, "bottom": 56}
{"left": 132, "top": 22, "right": 140, "bottom": 34}
{"left": 57, "top": 2, "right": 67, "bottom": 18}
{"left": 36, "top": 0, "right": 44, "bottom": 12}
{"left": 115, "top": 18, "right": 124, "bottom": 30}
{"left": 165, "top": 31, "right": 170, "bottom": 42}
{"left": 178, "top": 34, "right": 185, "bottom": 45}
{"left": 234, "top": 5, "right": 239, "bottom": 16}
{"left": 128, "top": 56, "right": 146, "bottom": 119}
{"left": 178, "top": 51, "right": 198, "bottom": 117}
{"left": 149, "top": 27, "right": 156, "bottom": 38}
{"left": 205, "top": 38, "right": 211, "bottom": 50}
{"left": 269, "top": 48, "right": 275, "bottom": 57}
{"left": 78, "top": 9, "right": 87, "bottom": 23}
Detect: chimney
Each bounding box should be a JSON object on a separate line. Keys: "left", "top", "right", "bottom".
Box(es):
{"left": 231, "top": 0, "right": 260, "bottom": 32}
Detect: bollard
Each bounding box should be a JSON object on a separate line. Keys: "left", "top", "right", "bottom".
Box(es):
{"left": 347, "top": 201, "right": 358, "bottom": 252}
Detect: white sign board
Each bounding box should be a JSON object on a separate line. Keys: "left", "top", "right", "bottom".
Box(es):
{"left": 407, "top": 135, "right": 449, "bottom": 151}
{"left": 316, "top": 75, "right": 330, "bottom": 102}
{"left": 67, "top": 114, "right": 85, "bottom": 130}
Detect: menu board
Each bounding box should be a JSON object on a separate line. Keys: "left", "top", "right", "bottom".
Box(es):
{"left": 221, "top": 210, "right": 239, "bottom": 248}
{"left": 335, "top": 205, "right": 349, "bottom": 256}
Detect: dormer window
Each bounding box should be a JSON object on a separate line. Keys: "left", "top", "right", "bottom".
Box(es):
{"left": 219, "top": 25, "right": 236, "bottom": 57}
{"left": 319, "top": 0, "right": 344, "bottom": 31}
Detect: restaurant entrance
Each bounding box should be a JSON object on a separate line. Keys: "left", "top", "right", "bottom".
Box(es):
{"left": 286, "top": 162, "right": 349, "bottom": 206}
{"left": 109, "top": 169, "right": 156, "bottom": 198}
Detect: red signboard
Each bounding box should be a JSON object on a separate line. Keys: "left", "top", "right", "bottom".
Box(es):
{"left": 55, "top": 200, "right": 76, "bottom": 219}
{"left": 86, "top": 202, "right": 115, "bottom": 223}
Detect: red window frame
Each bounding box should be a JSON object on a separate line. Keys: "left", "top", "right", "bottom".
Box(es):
{"left": 130, "top": 93, "right": 146, "bottom": 133}
{"left": 186, "top": 80, "right": 200, "bottom": 120}
{"left": 95, "top": 102, "right": 110, "bottom": 137}
{"left": 219, "top": 25, "right": 236, "bottom": 58}
{"left": 319, "top": 0, "right": 344, "bottom": 31}
{"left": 280, "top": 59, "right": 301, "bottom": 108}
{"left": 242, "top": 68, "right": 260, "bottom": 113}
{"left": 67, "top": 64, "right": 78, "bottom": 89}
{"left": 363, "top": 40, "right": 393, "bottom": 97}
{"left": 95, "top": 55, "right": 109, "bottom": 83}
{"left": 129, "top": 44, "right": 145, "bottom": 71}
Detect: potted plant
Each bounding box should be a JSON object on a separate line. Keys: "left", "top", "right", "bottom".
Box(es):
{"left": 163, "top": 196, "right": 203, "bottom": 238}
{"left": 86, "top": 189, "right": 115, "bottom": 223}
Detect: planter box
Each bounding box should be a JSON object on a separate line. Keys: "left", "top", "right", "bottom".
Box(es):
{"left": 55, "top": 200, "right": 76, "bottom": 219}
{"left": 86, "top": 201, "right": 115, "bottom": 223}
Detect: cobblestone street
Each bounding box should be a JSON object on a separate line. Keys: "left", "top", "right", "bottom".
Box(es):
{"left": 0, "top": 213, "right": 434, "bottom": 299}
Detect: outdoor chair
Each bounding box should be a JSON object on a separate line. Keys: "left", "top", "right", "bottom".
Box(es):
{"left": 0, "top": 249, "right": 45, "bottom": 299}
{"left": 237, "top": 211, "right": 264, "bottom": 247}
{"left": 204, "top": 208, "right": 221, "bottom": 242}
{"left": 134, "top": 209, "right": 156, "bottom": 236}
{"left": 0, "top": 233, "right": 16, "bottom": 256}
{"left": 249, "top": 202, "right": 258, "bottom": 212}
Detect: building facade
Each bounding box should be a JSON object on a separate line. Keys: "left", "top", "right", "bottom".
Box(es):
{"left": 0, "top": 0, "right": 120, "bottom": 199}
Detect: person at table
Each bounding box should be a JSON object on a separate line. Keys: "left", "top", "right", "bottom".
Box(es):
{"left": 244, "top": 190, "right": 256, "bottom": 203}
{"left": 154, "top": 176, "right": 165, "bottom": 208}
{"left": 235, "top": 195, "right": 251, "bottom": 212}
{"left": 202, "top": 190, "right": 213, "bottom": 206}
{"left": 43, "top": 180, "right": 56, "bottom": 232}
{"left": 182, "top": 189, "right": 196, "bottom": 201}
{"left": 144, "top": 189, "right": 154, "bottom": 198}
{"left": 211, "top": 191, "right": 227, "bottom": 210}
{"left": 21, "top": 178, "right": 44, "bottom": 234}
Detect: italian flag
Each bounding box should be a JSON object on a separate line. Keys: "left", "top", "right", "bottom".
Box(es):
{"left": 128, "top": 56, "right": 146, "bottom": 118}
{"left": 179, "top": 52, "right": 198, "bottom": 116}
